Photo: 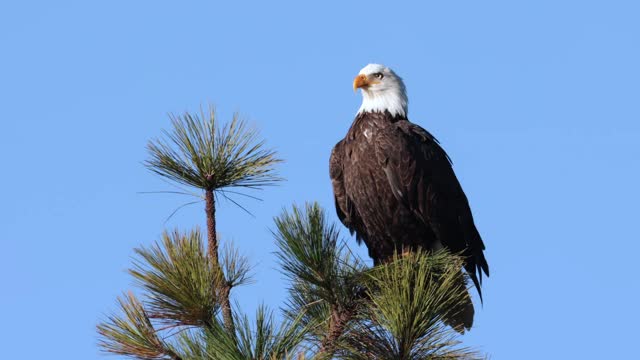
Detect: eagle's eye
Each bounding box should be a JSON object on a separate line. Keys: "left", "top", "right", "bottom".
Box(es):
{"left": 372, "top": 72, "right": 384, "bottom": 80}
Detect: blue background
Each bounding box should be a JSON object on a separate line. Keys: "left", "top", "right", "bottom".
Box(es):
{"left": 1, "top": 1, "right": 638, "bottom": 358}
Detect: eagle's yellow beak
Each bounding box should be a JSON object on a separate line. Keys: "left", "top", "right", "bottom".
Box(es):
{"left": 353, "top": 74, "right": 369, "bottom": 92}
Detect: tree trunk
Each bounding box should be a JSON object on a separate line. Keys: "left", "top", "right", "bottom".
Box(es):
{"left": 319, "top": 306, "right": 352, "bottom": 357}
{"left": 205, "top": 189, "right": 235, "bottom": 336}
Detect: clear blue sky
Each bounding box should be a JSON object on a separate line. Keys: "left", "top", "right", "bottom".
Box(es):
{"left": 1, "top": 1, "right": 638, "bottom": 358}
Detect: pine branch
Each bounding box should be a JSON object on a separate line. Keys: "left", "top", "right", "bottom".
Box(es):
{"left": 340, "top": 250, "right": 483, "bottom": 360}
{"left": 97, "top": 292, "right": 182, "bottom": 360}
{"left": 273, "top": 203, "right": 367, "bottom": 358}
{"left": 129, "top": 229, "right": 218, "bottom": 328}
{"left": 234, "top": 304, "right": 308, "bottom": 359}
{"left": 145, "top": 106, "right": 283, "bottom": 337}
{"left": 221, "top": 242, "right": 254, "bottom": 288}
{"left": 145, "top": 107, "right": 283, "bottom": 192}
{"left": 173, "top": 304, "right": 308, "bottom": 360}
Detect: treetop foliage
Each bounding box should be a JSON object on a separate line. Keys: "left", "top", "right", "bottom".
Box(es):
{"left": 97, "top": 108, "right": 482, "bottom": 359}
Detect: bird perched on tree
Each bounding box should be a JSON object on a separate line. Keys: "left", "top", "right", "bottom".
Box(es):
{"left": 329, "top": 64, "right": 489, "bottom": 331}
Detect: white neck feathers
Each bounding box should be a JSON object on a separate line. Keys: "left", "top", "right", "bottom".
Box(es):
{"left": 358, "top": 89, "right": 408, "bottom": 118}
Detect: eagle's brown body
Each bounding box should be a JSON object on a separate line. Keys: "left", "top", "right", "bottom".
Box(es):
{"left": 330, "top": 110, "right": 489, "bottom": 330}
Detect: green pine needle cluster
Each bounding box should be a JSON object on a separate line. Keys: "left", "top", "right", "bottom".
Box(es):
{"left": 97, "top": 292, "right": 181, "bottom": 360}
{"left": 274, "top": 203, "right": 366, "bottom": 310}
{"left": 145, "top": 107, "right": 282, "bottom": 192}
{"left": 129, "top": 229, "right": 218, "bottom": 327}
{"left": 220, "top": 243, "right": 254, "bottom": 289}
{"left": 342, "top": 251, "right": 481, "bottom": 360}
{"left": 97, "top": 229, "right": 307, "bottom": 360}
{"left": 173, "top": 306, "right": 307, "bottom": 360}
{"left": 273, "top": 203, "right": 366, "bottom": 354}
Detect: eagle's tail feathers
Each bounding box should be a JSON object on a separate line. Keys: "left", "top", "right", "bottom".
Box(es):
{"left": 444, "top": 275, "right": 475, "bottom": 333}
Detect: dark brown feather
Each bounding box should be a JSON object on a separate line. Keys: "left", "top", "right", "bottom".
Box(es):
{"left": 329, "top": 110, "right": 489, "bottom": 331}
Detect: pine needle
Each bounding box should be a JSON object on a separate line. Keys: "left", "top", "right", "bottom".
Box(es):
{"left": 144, "top": 106, "right": 283, "bottom": 207}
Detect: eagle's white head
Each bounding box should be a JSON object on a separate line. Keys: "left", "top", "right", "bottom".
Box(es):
{"left": 354, "top": 63, "right": 408, "bottom": 118}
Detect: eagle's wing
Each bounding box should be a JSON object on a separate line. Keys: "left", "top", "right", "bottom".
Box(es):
{"left": 329, "top": 140, "right": 367, "bottom": 246}
{"left": 375, "top": 121, "right": 489, "bottom": 297}
{"left": 329, "top": 140, "right": 350, "bottom": 228}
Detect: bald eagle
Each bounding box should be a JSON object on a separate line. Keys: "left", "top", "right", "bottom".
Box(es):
{"left": 329, "top": 64, "right": 489, "bottom": 331}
